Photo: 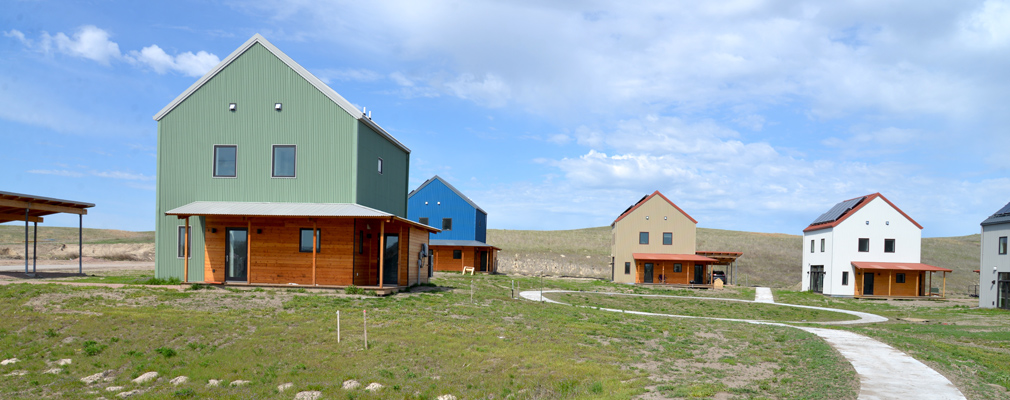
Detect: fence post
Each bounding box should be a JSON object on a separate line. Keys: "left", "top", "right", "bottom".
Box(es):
{"left": 337, "top": 310, "right": 340, "bottom": 343}
{"left": 363, "top": 310, "right": 368, "bottom": 350}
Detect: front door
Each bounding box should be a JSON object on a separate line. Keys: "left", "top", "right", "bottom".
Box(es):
{"left": 225, "top": 228, "right": 248, "bottom": 282}
{"left": 863, "top": 272, "right": 875, "bottom": 295}
{"left": 382, "top": 234, "right": 399, "bottom": 285}
{"left": 998, "top": 272, "right": 1010, "bottom": 310}
{"left": 693, "top": 264, "right": 704, "bottom": 284}
{"left": 810, "top": 265, "right": 825, "bottom": 293}
{"left": 643, "top": 263, "right": 654, "bottom": 283}
{"left": 480, "top": 251, "right": 488, "bottom": 272}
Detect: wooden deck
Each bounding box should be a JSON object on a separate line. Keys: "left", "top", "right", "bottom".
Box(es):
{"left": 184, "top": 281, "right": 403, "bottom": 296}
{"left": 640, "top": 283, "right": 716, "bottom": 290}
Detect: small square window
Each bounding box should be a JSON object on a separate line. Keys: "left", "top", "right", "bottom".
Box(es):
{"left": 1000, "top": 236, "right": 1007, "bottom": 255}
{"left": 299, "top": 229, "right": 321, "bottom": 252}
{"left": 884, "top": 239, "right": 895, "bottom": 253}
{"left": 272, "top": 145, "right": 296, "bottom": 178}
{"left": 377, "top": 158, "right": 383, "bottom": 174}
{"left": 442, "top": 218, "right": 452, "bottom": 231}
{"left": 674, "top": 263, "right": 682, "bottom": 273}
{"left": 419, "top": 217, "right": 429, "bottom": 226}
{"left": 841, "top": 271, "right": 849, "bottom": 285}
{"left": 177, "top": 226, "right": 191, "bottom": 258}
{"left": 213, "top": 145, "right": 237, "bottom": 177}
{"left": 624, "top": 262, "right": 631, "bottom": 274}
{"left": 639, "top": 232, "right": 649, "bottom": 245}
{"left": 820, "top": 238, "right": 825, "bottom": 252}
{"left": 453, "top": 250, "right": 462, "bottom": 259}
{"left": 663, "top": 232, "right": 672, "bottom": 245}
{"left": 858, "top": 238, "right": 869, "bottom": 252}
{"left": 895, "top": 273, "right": 906, "bottom": 284}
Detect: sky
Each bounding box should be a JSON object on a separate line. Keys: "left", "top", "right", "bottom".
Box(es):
{"left": 2, "top": 0, "right": 1010, "bottom": 237}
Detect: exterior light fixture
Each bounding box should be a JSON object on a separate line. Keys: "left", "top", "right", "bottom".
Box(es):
{"left": 664, "top": 216, "right": 668, "bottom": 220}
{"left": 425, "top": 201, "right": 428, "bottom": 205}
{"left": 437, "top": 202, "right": 441, "bottom": 205}
{"left": 866, "top": 221, "right": 870, "bottom": 225}
{"left": 229, "top": 103, "right": 236, "bottom": 111}
{"left": 886, "top": 221, "right": 890, "bottom": 225}
{"left": 646, "top": 216, "right": 650, "bottom": 220}
{"left": 275, "top": 103, "right": 282, "bottom": 111}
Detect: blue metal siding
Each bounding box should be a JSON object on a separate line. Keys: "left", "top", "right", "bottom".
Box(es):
{"left": 475, "top": 209, "right": 487, "bottom": 243}
{"left": 407, "top": 179, "right": 476, "bottom": 241}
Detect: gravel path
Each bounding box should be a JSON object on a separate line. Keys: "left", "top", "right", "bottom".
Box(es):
{"left": 520, "top": 289, "right": 965, "bottom": 400}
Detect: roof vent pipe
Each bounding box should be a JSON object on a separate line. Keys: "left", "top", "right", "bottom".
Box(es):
{"left": 368, "top": 111, "right": 372, "bottom": 119}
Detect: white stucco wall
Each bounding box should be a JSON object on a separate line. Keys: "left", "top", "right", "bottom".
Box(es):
{"left": 979, "top": 223, "right": 1010, "bottom": 308}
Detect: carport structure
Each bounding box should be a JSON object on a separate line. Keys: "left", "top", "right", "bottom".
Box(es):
{"left": 0, "top": 191, "right": 95, "bottom": 275}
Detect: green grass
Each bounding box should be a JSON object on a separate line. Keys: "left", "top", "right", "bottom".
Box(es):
{"left": 0, "top": 275, "right": 858, "bottom": 399}
{"left": 55, "top": 272, "right": 180, "bottom": 286}
{"left": 548, "top": 292, "right": 860, "bottom": 322}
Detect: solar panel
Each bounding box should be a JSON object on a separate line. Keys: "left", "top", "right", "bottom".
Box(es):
{"left": 809, "top": 196, "right": 865, "bottom": 226}
{"left": 992, "top": 201, "right": 1010, "bottom": 218}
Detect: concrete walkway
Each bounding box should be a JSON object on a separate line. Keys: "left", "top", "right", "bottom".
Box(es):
{"left": 520, "top": 289, "right": 965, "bottom": 400}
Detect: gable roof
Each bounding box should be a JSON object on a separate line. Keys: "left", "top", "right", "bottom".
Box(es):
{"left": 612, "top": 191, "right": 697, "bottom": 225}
{"left": 981, "top": 200, "right": 1010, "bottom": 226}
{"left": 408, "top": 175, "right": 486, "bottom": 214}
{"left": 152, "top": 34, "right": 409, "bottom": 153}
{"left": 804, "top": 193, "right": 922, "bottom": 233}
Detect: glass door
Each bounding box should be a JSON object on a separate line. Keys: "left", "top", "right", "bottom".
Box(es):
{"left": 863, "top": 273, "right": 874, "bottom": 295}
{"left": 225, "top": 228, "right": 248, "bottom": 282}
{"left": 810, "top": 265, "right": 825, "bottom": 293}
{"left": 643, "top": 263, "right": 654, "bottom": 283}
{"left": 382, "top": 234, "right": 399, "bottom": 285}
{"left": 998, "top": 272, "right": 1009, "bottom": 310}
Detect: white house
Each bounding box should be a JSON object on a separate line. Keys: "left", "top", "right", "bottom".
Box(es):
{"left": 801, "top": 193, "right": 951, "bottom": 297}
{"left": 979, "top": 201, "right": 1010, "bottom": 309}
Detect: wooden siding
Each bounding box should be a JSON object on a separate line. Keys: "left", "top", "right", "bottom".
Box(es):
{"left": 431, "top": 246, "right": 496, "bottom": 273}
{"left": 634, "top": 261, "right": 697, "bottom": 284}
{"left": 855, "top": 270, "right": 926, "bottom": 296}
{"left": 612, "top": 195, "right": 697, "bottom": 284}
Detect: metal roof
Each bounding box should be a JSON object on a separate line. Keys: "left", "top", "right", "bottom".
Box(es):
{"left": 152, "top": 34, "right": 410, "bottom": 154}
{"left": 165, "top": 201, "right": 393, "bottom": 218}
{"left": 0, "top": 190, "right": 94, "bottom": 224}
{"left": 632, "top": 253, "right": 719, "bottom": 263}
{"left": 851, "top": 261, "right": 952, "bottom": 273}
{"left": 408, "top": 175, "right": 486, "bottom": 214}
{"left": 810, "top": 196, "right": 865, "bottom": 225}
{"left": 981, "top": 201, "right": 1010, "bottom": 226}
{"left": 429, "top": 239, "right": 500, "bottom": 249}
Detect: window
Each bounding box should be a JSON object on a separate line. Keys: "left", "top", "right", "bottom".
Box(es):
{"left": 624, "top": 262, "right": 631, "bottom": 274}
{"left": 663, "top": 232, "right": 672, "bottom": 245}
{"left": 453, "top": 250, "right": 462, "bottom": 259}
{"left": 377, "top": 158, "right": 383, "bottom": 174}
{"left": 810, "top": 239, "right": 814, "bottom": 253}
{"left": 271, "top": 145, "right": 296, "bottom": 178}
{"left": 639, "top": 232, "right": 649, "bottom": 244}
{"left": 820, "top": 238, "right": 825, "bottom": 252}
{"left": 841, "top": 271, "right": 849, "bottom": 286}
{"left": 884, "top": 239, "right": 895, "bottom": 253}
{"left": 419, "top": 217, "right": 429, "bottom": 226}
{"left": 213, "top": 145, "right": 236, "bottom": 177}
{"left": 299, "top": 229, "right": 321, "bottom": 252}
{"left": 1000, "top": 236, "right": 1008, "bottom": 255}
{"left": 895, "top": 273, "right": 906, "bottom": 284}
{"left": 674, "top": 263, "right": 682, "bottom": 273}
{"left": 858, "top": 238, "right": 869, "bottom": 252}
{"left": 177, "top": 226, "right": 191, "bottom": 258}
{"left": 442, "top": 218, "right": 452, "bottom": 231}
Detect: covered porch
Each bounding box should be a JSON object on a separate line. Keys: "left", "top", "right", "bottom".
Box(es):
{"left": 852, "top": 261, "right": 953, "bottom": 298}
{"left": 167, "top": 201, "right": 437, "bottom": 292}
{"left": 632, "top": 253, "right": 719, "bottom": 287}
{"left": 429, "top": 240, "right": 500, "bottom": 273}
{"left": 695, "top": 251, "right": 743, "bottom": 285}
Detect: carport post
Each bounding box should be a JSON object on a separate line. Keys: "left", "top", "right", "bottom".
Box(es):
{"left": 79, "top": 214, "right": 83, "bottom": 275}
{"left": 33, "top": 221, "right": 37, "bottom": 274}
{"left": 24, "top": 207, "right": 29, "bottom": 275}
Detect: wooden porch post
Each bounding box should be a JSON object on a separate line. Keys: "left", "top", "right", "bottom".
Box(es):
{"left": 942, "top": 272, "right": 946, "bottom": 298}
{"left": 312, "top": 219, "right": 317, "bottom": 286}
{"left": 888, "top": 270, "right": 892, "bottom": 297}
{"left": 916, "top": 273, "right": 920, "bottom": 296}
{"left": 662, "top": 264, "right": 666, "bottom": 284}
{"left": 183, "top": 216, "right": 190, "bottom": 283}
{"left": 378, "top": 220, "right": 385, "bottom": 288}
{"left": 856, "top": 269, "right": 861, "bottom": 296}
{"left": 929, "top": 272, "right": 933, "bottom": 295}
{"left": 247, "top": 219, "right": 252, "bottom": 284}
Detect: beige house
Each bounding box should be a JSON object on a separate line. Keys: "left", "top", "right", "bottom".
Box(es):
{"left": 611, "top": 191, "right": 740, "bottom": 285}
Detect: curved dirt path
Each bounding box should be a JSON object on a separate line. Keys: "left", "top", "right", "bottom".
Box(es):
{"left": 521, "top": 289, "right": 965, "bottom": 400}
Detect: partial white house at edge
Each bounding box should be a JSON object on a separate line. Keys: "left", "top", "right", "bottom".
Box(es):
{"left": 979, "top": 201, "right": 1010, "bottom": 309}
{"left": 802, "top": 193, "right": 951, "bottom": 298}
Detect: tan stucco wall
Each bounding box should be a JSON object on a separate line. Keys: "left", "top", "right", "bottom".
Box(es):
{"left": 611, "top": 195, "right": 697, "bottom": 283}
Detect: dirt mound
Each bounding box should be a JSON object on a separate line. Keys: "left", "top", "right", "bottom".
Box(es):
{"left": 0, "top": 243, "right": 155, "bottom": 262}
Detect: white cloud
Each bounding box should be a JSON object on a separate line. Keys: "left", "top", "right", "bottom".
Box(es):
{"left": 41, "top": 25, "right": 122, "bottom": 65}
{"left": 126, "top": 45, "right": 220, "bottom": 77}
{"left": 313, "top": 68, "right": 383, "bottom": 84}
{"left": 91, "top": 171, "right": 155, "bottom": 181}
{"left": 443, "top": 73, "right": 512, "bottom": 108}
{"left": 27, "top": 169, "right": 85, "bottom": 178}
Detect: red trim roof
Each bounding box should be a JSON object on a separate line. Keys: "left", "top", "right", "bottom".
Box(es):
{"left": 804, "top": 193, "right": 923, "bottom": 233}
{"left": 633, "top": 253, "right": 718, "bottom": 262}
{"left": 851, "top": 261, "right": 951, "bottom": 272}
{"left": 613, "top": 191, "right": 697, "bottom": 225}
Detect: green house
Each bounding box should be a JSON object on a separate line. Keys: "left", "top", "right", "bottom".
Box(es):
{"left": 154, "top": 34, "right": 435, "bottom": 290}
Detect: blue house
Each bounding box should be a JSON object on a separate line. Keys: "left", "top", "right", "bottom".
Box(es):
{"left": 408, "top": 176, "right": 498, "bottom": 272}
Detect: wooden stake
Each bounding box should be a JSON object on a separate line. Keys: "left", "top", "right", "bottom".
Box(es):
{"left": 363, "top": 310, "right": 368, "bottom": 350}
{"left": 336, "top": 310, "right": 340, "bottom": 343}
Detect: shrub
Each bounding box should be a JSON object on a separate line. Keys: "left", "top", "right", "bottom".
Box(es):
{"left": 82, "top": 340, "right": 107, "bottom": 356}
{"left": 345, "top": 285, "right": 364, "bottom": 295}
{"left": 156, "top": 347, "right": 177, "bottom": 358}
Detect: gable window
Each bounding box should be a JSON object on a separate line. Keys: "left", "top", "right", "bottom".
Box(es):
{"left": 841, "top": 271, "right": 849, "bottom": 285}
{"left": 271, "top": 145, "right": 296, "bottom": 178}
{"left": 820, "top": 238, "right": 825, "bottom": 252}
{"left": 299, "top": 228, "right": 321, "bottom": 252}
{"left": 419, "top": 217, "right": 429, "bottom": 226}
{"left": 663, "top": 232, "right": 673, "bottom": 245}
{"left": 442, "top": 218, "right": 452, "bottom": 231}
{"left": 213, "top": 145, "right": 237, "bottom": 177}
{"left": 884, "top": 239, "right": 895, "bottom": 253}
{"left": 858, "top": 238, "right": 870, "bottom": 252}
{"left": 639, "top": 232, "right": 649, "bottom": 244}
{"left": 895, "top": 273, "right": 906, "bottom": 284}
{"left": 453, "top": 250, "right": 462, "bottom": 259}
{"left": 377, "top": 158, "right": 383, "bottom": 174}
{"left": 177, "top": 226, "right": 191, "bottom": 258}
{"left": 1000, "top": 236, "right": 1008, "bottom": 255}
{"left": 810, "top": 239, "right": 815, "bottom": 253}
{"left": 674, "top": 263, "right": 682, "bottom": 273}
{"left": 624, "top": 262, "right": 631, "bottom": 274}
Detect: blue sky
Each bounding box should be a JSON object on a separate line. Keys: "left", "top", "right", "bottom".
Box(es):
{"left": 2, "top": 1, "right": 1009, "bottom": 237}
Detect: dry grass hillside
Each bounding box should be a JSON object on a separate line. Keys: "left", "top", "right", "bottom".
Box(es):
{"left": 0, "top": 225, "right": 155, "bottom": 261}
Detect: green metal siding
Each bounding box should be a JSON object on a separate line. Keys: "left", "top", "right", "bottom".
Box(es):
{"left": 355, "top": 120, "right": 408, "bottom": 217}
{"left": 155, "top": 43, "right": 358, "bottom": 279}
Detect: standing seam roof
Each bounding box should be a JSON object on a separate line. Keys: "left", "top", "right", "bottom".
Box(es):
{"left": 408, "top": 175, "right": 486, "bottom": 214}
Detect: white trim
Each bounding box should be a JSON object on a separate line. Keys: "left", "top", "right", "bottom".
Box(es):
{"left": 271, "top": 144, "right": 297, "bottom": 179}
{"left": 153, "top": 34, "right": 411, "bottom": 154}
{"left": 212, "top": 144, "right": 238, "bottom": 178}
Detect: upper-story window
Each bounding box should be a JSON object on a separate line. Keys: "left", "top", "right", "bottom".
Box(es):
{"left": 213, "top": 145, "right": 237, "bottom": 177}
{"left": 662, "top": 232, "right": 672, "bottom": 245}
{"left": 820, "top": 238, "right": 825, "bottom": 252}
{"left": 419, "top": 217, "right": 429, "bottom": 226}
{"left": 442, "top": 218, "right": 452, "bottom": 231}
{"left": 1000, "top": 236, "right": 1007, "bottom": 255}
{"left": 858, "top": 238, "right": 870, "bottom": 252}
{"left": 377, "top": 158, "right": 383, "bottom": 174}
{"left": 272, "top": 145, "right": 296, "bottom": 178}
{"left": 884, "top": 239, "right": 895, "bottom": 253}
{"left": 639, "top": 232, "right": 649, "bottom": 245}
{"left": 810, "top": 239, "right": 814, "bottom": 253}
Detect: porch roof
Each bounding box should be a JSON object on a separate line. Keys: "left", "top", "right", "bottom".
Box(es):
{"left": 851, "top": 261, "right": 952, "bottom": 273}
{"left": 165, "top": 201, "right": 439, "bottom": 232}
{"left": 633, "top": 253, "right": 719, "bottom": 263}
{"left": 429, "top": 239, "right": 500, "bottom": 250}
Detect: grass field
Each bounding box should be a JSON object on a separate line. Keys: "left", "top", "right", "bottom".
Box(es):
{"left": 0, "top": 273, "right": 858, "bottom": 399}
{"left": 0, "top": 226, "right": 154, "bottom": 245}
